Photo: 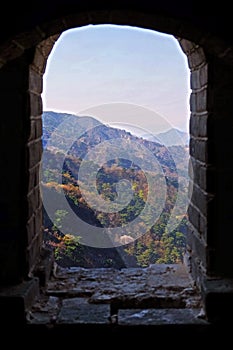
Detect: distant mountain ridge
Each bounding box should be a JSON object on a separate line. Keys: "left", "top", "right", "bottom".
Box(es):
{"left": 43, "top": 111, "right": 189, "bottom": 148}
{"left": 156, "top": 128, "right": 189, "bottom": 146}
{"left": 142, "top": 128, "right": 189, "bottom": 146}
{"left": 42, "top": 111, "right": 189, "bottom": 178}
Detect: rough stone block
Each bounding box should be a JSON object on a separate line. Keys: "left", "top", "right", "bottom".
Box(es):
{"left": 58, "top": 297, "right": 110, "bottom": 324}
{"left": 147, "top": 263, "right": 191, "bottom": 289}
{"left": 190, "top": 113, "right": 208, "bottom": 137}
{"left": 29, "top": 68, "right": 42, "bottom": 94}
{"left": 188, "top": 47, "right": 206, "bottom": 69}
{"left": 118, "top": 308, "right": 208, "bottom": 325}
{"left": 34, "top": 246, "right": 54, "bottom": 287}
{"left": 202, "top": 278, "right": 233, "bottom": 322}
{"left": 0, "top": 277, "right": 39, "bottom": 323}
{"left": 29, "top": 92, "right": 42, "bottom": 117}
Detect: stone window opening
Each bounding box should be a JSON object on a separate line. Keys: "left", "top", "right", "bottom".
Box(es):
{"left": 1, "top": 9, "right": 233, "bottom": 331}
{"left": 24, "top": 25, "right": 208, "bottom": 327}
{"left": 40, "top": 24, "right": 191, "bottom": 271}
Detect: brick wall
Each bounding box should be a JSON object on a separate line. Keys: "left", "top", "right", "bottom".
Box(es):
{"left": 0, "top": 6, "right": 233, "bottom": 323}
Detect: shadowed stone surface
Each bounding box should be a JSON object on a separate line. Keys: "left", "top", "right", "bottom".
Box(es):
{"left": 118, "top": 308, "right": 208, "bottom": 325}
{"left": 28, "top": 264, "right": 206, "bottom": 325}
{"left": 58, "top": 298, "right": 110, "bottom": 324}
{"left": 0, "top": 277, "right": 39, "bottom": 323}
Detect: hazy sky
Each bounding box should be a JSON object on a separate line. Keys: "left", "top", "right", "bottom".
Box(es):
{"left": 42, "top": 24, "right": 191, "bottom": 134}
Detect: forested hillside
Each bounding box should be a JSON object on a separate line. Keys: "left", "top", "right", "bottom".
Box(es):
{"left": 41, "top": 111, "right": 189, "bottom": 268}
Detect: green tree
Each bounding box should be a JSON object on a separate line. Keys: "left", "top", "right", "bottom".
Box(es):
{"left": 52, "top": 209, "right": 68, "bottom": 232}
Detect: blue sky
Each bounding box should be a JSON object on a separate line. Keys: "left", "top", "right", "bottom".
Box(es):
{"left": 42, "top": 24, "right": 191, "bottom": 134}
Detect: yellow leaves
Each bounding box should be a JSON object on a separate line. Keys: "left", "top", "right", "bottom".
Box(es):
{"left": 46, "top": 181, "right": 59, "bottom": 189}
{"left": 63, "top": 233, "right": 78, "bottom": 244}
{"left": 44, "top": 181, "right": 81, "bottom": 196}
{"left": 62, "top": 172, "right": 71, "bottom": 179}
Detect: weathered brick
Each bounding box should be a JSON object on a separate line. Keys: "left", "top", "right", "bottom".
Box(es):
{"left": 189, "top": 137, "right": 208, "bottom": 163}
{"left": 29, "top": 92, "right": 42, "bottom": 116}
{"left": 26, "top": 215, "right": 36, "bottom": 244}
{"left": 191, "top": 69, "right": 201, "bottom": 90}
{"left": 27, "top": 139, "right": 42, "bottom": 168}
{"left": 189, "top": 92, "right": 197, "bottom": 112}
{"left": 37, "top": 37, "right": 57, "bottom": 58}
{"left": 186, "top": 223, "right": 207, "bottom": 268}
{"left": 35, "top": 117, "right": 43, "bottom": 139}
{"left": 190, "top": 183, "right": 213, "bottom": 217}
{"left": 27, "top": 234, "right": 41, "bottom": 270}
{"left": 179, "top": 39, "right": 197, "bottom": 55}
{"left": 28, "top": 119, "right": 36, "bottom": 141}
{"left": 190, "top": 88, "right": 208, "bottom": 114}
{"left": 199, "top": 212, "right": 207, "bottom": 240}
{"left": 196, "top": 88, "right": 207, "bottom": 113}
{"left": 31, "top": 47, "right": 47, "bottom": 74}
{"left": 188, "top": 203, "right": 200, "bottom": 232}
{"left": 27, "top": 190, "right": 37, "bottom": 218}
{"left": 29, "top": 68, "right": 42, "bottom": 94}
{"left": 28, "top": 166, "right": 36, "bottom": 192}
{"left": 190, "top": 113, "right": 208, "bottom": 137}
{"left": 188, "top": 46, "right": 206, "bottom": 69}
{"left": 35, "top": 207, "right": 43, "bottom": 238}
{"left": 200, "top": 63, "right": 208, "bottom": 87}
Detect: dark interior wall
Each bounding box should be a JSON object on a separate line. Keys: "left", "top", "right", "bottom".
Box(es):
{"left": 1, "top": 1, "right": 233, "bottom": 61}
{"left": 208, "top": 58, "right": 233, "bottom": 276}
{"left": 0, "top": 54, "right": 30, "bottom": 283}
{"left": 0, "top": 1, "right": 233, "bottom": 294}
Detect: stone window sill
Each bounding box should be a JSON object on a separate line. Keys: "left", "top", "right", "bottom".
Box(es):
{"left": 27, "top": 263, "right": 208, "bottom": 327}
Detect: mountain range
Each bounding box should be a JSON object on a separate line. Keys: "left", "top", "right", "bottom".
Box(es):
{"left": 41, "top": 111, "right": 190, "bottom": 268}
{"left": 42, "top": 110, "right": 189, "bottom": 148}
{"left": 141, "top": 128, "right": 189, "bottom": 146}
